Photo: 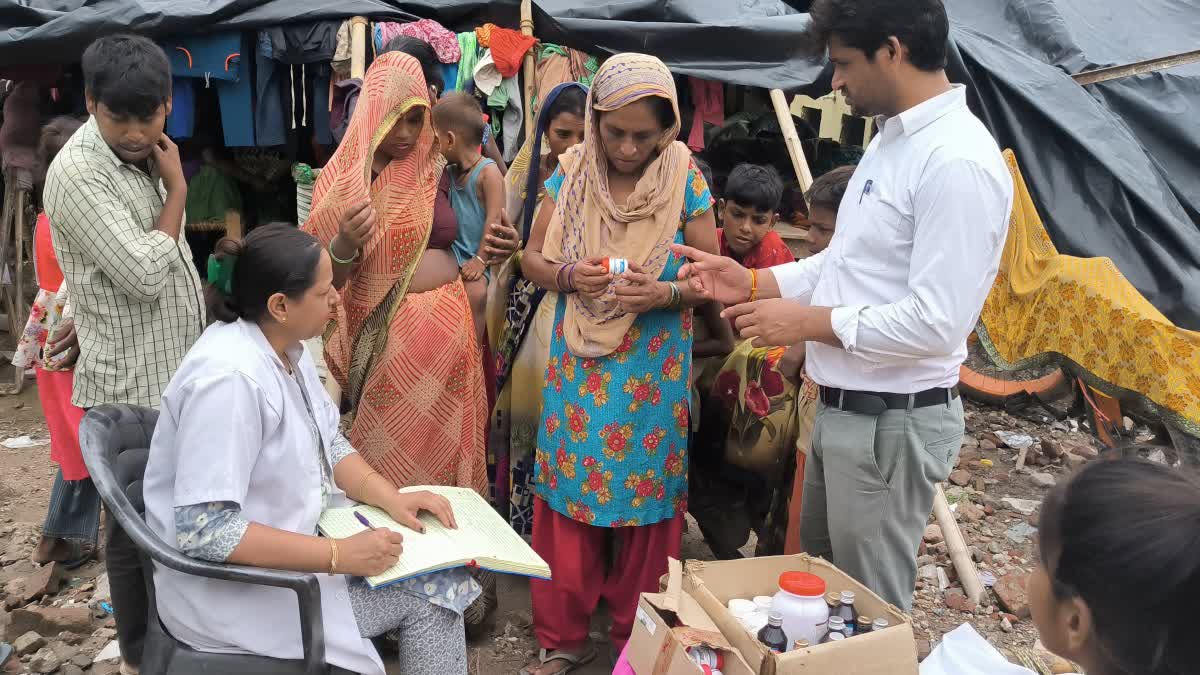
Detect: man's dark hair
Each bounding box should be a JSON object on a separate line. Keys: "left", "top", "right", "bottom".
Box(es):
{"left": 82, "top": 35, "right": 172, "bottom": 118}
{"left": 724, "top": 163, "right": 783, "bottom": 214}
{"left": 806, "top": 165, "right": 855, "bottom": 212}
{"left": 801, "top": 0, "right": 949, "bottom": 72}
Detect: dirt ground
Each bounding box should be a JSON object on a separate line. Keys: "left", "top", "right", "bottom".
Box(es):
{"left": 0, "top": 371, "right": 1144, "bottom": 674}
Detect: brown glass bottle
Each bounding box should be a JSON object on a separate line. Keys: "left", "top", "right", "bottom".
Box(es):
{"left": 836, "top": 591, "right": 858, "bottom": 636}
{"left": 758, "top": 611, "right": 789, "bottom": 653}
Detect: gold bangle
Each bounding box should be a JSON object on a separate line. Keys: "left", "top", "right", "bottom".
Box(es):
{"left": 328, "top": 537, "right": 339, "bottom": 575}
{"left": 356, "top": 470, "right": 380, "bottom": 502}
{"left": 749, "top": 268, "right": 759, "bottom": 303}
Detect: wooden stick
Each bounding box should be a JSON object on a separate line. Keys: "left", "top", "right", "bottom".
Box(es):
{"left": 1073, "top": 48, "right": 1200, "bottom": 85}
{"left": 933, "top": 483, "right": 985, "bottom": 605}
{"left": 1014, "top": 443, "right": 1030, "bottom": 471}
{"left": 350, "top": 16, "right": 369, "bottom": 80}
{"left": 769, "top": 89, "right": 815, "bottom": 192}
{"left": 520, "top": 0, "right": 537, "bottom": 140}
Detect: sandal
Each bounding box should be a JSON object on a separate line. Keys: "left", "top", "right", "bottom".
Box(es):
{"left": 519, "top": 645, "right": 598, "bottom": 675}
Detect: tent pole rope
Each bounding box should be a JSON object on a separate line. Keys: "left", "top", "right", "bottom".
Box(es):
{"left": 520, "top": 0, "right": 536, "bottom": 140}
{"left": 770, "top": 89, "right": 814, "bottom": 192}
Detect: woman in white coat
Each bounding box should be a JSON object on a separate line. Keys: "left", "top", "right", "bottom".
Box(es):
{"left": 142, "top": 223, "right": 476, "bottom": 674}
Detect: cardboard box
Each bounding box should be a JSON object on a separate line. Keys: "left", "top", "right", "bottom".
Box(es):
{"left": 627, "top": 559, "right": 757, "bottom": 675}
{"left": 684, "top": 555, "right": 918, "bottom": 675}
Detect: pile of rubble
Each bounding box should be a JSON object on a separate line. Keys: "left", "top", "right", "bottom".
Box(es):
{"left": 0, "top": 524, "right": 121, "bottom": 674}
{"left": 908, "top": 402, "right": 1104, "bottom": 672}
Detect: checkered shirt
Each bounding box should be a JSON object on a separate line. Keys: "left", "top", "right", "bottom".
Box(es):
{"left": 43, "top": 117, "right": 205, "bottom": 409}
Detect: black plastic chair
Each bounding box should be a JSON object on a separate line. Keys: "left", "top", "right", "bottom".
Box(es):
{"left": 80, "top": 404, "right": 335, "bottom": 675}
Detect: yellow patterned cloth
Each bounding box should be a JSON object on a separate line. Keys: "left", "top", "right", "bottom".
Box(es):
{"left": 978, "top": 150, "right": 1200, "bottom": 433}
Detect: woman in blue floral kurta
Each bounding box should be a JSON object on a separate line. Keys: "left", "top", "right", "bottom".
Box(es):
{"left": 517, "top": 53, "right": 720, "bottom": 675}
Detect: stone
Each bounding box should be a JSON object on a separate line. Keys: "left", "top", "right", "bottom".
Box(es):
{"left": 57, "top": 631, "right": 84, "bottom": 646}
{"left": 916, "top": 639, "right": 932, "bottom": 662}
{"left": 994, "top": 570, "right": 1032, "bottom": 618}
{"left": 980, "top": 439, "right": 998, "bottom": 452}
{"left": 1063, "top": 452, "right": 1087, "bottom": 469}
{"left": 988, "top": 540, "right": 1004, "bottom": 555}
{"left": 944, "top": 588, "right": 978, "bottom": 613}
{"left": 1001, "top": 616, "right": 1014, "bottom": 633}
{"left": 13, "top": 631, "right": 45, "bottom": 655}
{"left": 1001, "top": 497, "right": 1041, "bottom": 516}
{"left": 29, "top": 646, "right": 61, "bottom": 673}
{"left": 9, "top": 607, "right": 93, "bottom": 637}
{"left": 916, "top": 555, "right": 936, "bottom": 566}
{"left": 1005, "top": 522, "right": 1039, "bottom": 545}
{"left": 923, "top": 524, "right": 944, "bottom": 544}
{"left": 22, "top": 562, "right": 62, "bottom": 602}
{"left": 1000, "top": 612, "right": 1019, "bottom": 624}
{"left": 1071, "top": 443, "right": 1099, "bottom": 460}
{"left": 51, "top": 641, "right": 80, "bottom": 662}
{"left": 92, "top": 627, "right": 117, "bottom": 641}
{"left": 969, "top": 546, "right": 988, "bottom": 563}
{"left": 983, "top": 504, "right": 995, "bottom": 516}
{"left": 1041, "top": 438, "right": 1065, "bottom": 458}
{"left": 61, "top": 665, "right": 85, "bottom": 675}
{"left": 1031, "top": 472, "right": 1057, "bottom": 488}
{"left": 70, "top": 653, "right": 92, "bottom": 669}
{"left": 948, "top": 470, "right": 972, "bottom": 487}
{"left": 88, "top": 574, "right": 111, "bottom": 609}
{"left": 91, "top": 663, "right": 122, "bottom": 675}
{"left": 919, "top": 564, "right": 939, "bottom": 582}
{"left": 959, "top": 503, "right": 985, "bottom": 523}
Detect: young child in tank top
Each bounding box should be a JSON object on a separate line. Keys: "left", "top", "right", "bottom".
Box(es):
{"left": 432, "top": 92, "right": 505, "bottom": 344}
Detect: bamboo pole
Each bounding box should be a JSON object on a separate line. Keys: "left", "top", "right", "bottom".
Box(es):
{"left": 350, "top": 16, "right": 369, "bottom": 80}
{"left": 769, "top": 89, "right": 814, "bottom": 192}
{"left": 1072, "top": 48, "right": 1200, "bottom": 85}
{"left": 933, "top": 484, "right": 985, "bottom": 605}
{"left": 520, "top": 0, "right": 537, "bottom": 140}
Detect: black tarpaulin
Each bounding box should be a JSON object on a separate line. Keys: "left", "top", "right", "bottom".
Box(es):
{"left": 0, "top": 1, "right": 519, "bottom": 66}
{"left": 0, "top": 0, "right": 1197, "bottom": 325}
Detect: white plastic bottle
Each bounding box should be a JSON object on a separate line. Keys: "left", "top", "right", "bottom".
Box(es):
{"left": 770, "top": 572, "right": 830, "bottom": 650}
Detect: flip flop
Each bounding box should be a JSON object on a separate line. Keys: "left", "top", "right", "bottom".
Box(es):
{"left": 519, "top": 645, "right": 598, "bottom": 675}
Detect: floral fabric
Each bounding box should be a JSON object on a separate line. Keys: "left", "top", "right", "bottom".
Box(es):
{"left": 533, "top": 163, "right": 712, "bottom": 527}
{"left": 11, "top": 287, "right": 68, "bottom": 371}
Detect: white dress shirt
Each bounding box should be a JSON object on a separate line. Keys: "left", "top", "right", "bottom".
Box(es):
{"left": 143, "top": 320, "right": 385, "bottom": 675}
{"left": 773, "top": 85, "right": 1013, "bottom": 393}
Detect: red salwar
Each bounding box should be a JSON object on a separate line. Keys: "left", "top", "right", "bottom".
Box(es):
{"left": 530, "top": 497, "right": 684, "bottom": 652}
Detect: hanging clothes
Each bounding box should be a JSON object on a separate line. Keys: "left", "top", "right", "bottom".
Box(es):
{"left": 256, "top": 22, "right": 338, "bottom": 147}
{"left": 166, "top": 79, "right": 195, "bottom": 140}
{"left": 456, "top": 32, "right": 481, "bottom": 94}
{"left": 160, "top": 32, "right": 256, "bottom": 147}
{"left": 332, "top": 20, "right": 353, "bottom": 80}
{"left": 375, "top": 19, "right": 460, "bottom": 63}
{"left": 686, "top": 77, "right": 725, "bottom": 152}
{"left": 532, "top": 44, "right": 598, "bottom": 115}
{"left": 486, "top": 27, "right": 537, "bottom": 78}
{"left": 475, "top": 24, "right": 496, "bottom": 48}
{"left": 473, "top": 51, "right": 503, "bottom": 99}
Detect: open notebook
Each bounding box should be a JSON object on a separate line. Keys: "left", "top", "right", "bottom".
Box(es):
{"left": 318, "top": 485, "right": 551, "bottom": 589}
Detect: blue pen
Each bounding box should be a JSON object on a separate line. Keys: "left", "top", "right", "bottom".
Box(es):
{"left": 858, "top": 179, "right": 874, "bottom": 204}
{"left": 354, "top": 511, "right": 376, "bottom": 531}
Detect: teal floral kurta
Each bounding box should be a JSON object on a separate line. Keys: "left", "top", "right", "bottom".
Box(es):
{"left": 534, "top": 162, "right": 713, "bottom": 527}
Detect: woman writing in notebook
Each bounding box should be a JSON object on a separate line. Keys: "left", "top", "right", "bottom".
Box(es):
{"left": 141, "top": 224, "right": 478, "bottom": 675}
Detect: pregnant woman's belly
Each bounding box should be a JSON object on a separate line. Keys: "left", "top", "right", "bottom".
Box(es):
{"left": 407, "top": 248, "right": 459, "bottom": 293}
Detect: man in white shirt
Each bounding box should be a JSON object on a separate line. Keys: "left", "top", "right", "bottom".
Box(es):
{"left": 674, "top": 0, "right": 1013, "bottom": 610}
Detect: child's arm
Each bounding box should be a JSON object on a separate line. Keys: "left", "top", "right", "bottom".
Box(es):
{"left": 476, "top": 162, "right": 507, "bottom": 263}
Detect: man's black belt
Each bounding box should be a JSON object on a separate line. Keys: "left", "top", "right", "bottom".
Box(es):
{"left": 819, "top": 385, "right": 959, "bottom": 416}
